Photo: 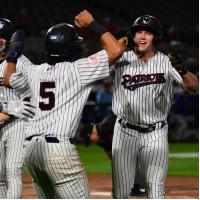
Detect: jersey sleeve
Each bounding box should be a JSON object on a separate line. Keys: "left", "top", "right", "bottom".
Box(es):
{"left": 10, "top": 72, "right": 31, "bottom": 98}
{"left": 16, "top": 55, "right": 33, "bottom": 73}
{"left": 75, "top": 50, "right": 109, "bottom": 86}
{"left": 169, "top": 61, "right": 183, "bottom": 86}
{"left": 1, "top": 55, "right": 32, "bottom": 99}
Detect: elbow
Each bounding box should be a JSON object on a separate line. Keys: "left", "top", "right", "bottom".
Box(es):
{"left": 183, "top": 73, "right": 199, "bottom": 93}
{"left": 186, "top": 83, "right": 199, "bottom": 93}
{"left": 190, "top": 85, "right": 199, "bottom": 93}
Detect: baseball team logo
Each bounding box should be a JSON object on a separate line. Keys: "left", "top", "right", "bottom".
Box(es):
{"left": 0, "top": 21, "right": 5, "bottom": 29}
{"left": 143, "top": 17, "right": 151, "bottom": 24}
{"left": 121, "top": 73, "right": 166, "bottom": 91}
{"left": 88, "top": 53, "right": 100, "bottom": 67}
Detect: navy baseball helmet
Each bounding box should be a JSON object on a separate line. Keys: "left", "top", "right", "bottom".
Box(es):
{"left": 45, "top": 23, "right": 83, "bottom": 63}
{"left": 0, "top": 18, "right": 14, "bottom": 41}
{"left": 131, "top": 15, "right": 162, "bottom": 45}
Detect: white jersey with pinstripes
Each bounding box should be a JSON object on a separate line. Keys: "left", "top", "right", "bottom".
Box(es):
{"left": 112, "top": 50, "right": 183, "bottom": 125}
{"left": 0, "top": 55, "right": 32, "bottom": 130}
{"left": 16, "top": 50, "right": 109, "bottom": 138}
{"left": 0, "top": 55, "right": 32, "bottom": 198}
{"left": 111, "top": 50, "right": 183, "bottom": 198}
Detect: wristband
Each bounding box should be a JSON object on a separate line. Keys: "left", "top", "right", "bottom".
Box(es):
{"left": 88, "top": 21, "right": 107, "bottom": 37}
{"left": 6, "top": 51, "right": 19, "bottom": 64}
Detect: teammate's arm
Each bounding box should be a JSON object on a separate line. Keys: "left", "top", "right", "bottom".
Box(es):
{"left": 74, "top": 10, "right": 125, "bottom": 66}
{"left": 3, "top": 30, "right": 25, "bottom": 87}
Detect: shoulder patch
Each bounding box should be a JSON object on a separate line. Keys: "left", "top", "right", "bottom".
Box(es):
{"left": 88, "top": 53, "right": 100, "bottom": 67}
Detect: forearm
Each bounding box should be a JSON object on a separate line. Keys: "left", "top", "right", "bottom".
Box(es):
{"left": 74, "top": 10, "right": 125, "bottom": 66}
{"left": 3, "top": 30, "right": 25, "bottom": 87}
{"left": 3, "top": 62, "right": 16, "bottom": 87}
{"left": 88, "top": 21, "right": 124, "bottom": 66}
{"left": 182, "top": 71, "right": 199, "bottom": 93}
{"left": 100, "top": 32, "right": 125, "bottom": 66}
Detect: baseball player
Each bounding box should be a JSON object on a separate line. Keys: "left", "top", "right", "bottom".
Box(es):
{"left": 3, "top": 10, "right": 125, "bottom": 198}
{"left": 78, "top": 114, "right": 146, "bottom": 195}
{"left": 0, "top": 18, "right": 34, "bottom": 198}
{"left": 110, "top": 15, "right": 198, "bottom": 198}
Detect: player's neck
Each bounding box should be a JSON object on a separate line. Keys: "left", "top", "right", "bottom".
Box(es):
{"left": 137, "top": 49, "right": 157, "bottom": 62}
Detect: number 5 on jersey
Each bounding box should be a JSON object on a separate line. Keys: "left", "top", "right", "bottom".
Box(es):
{"left": 39, "top": 82, "right": 55, "bottom": 111}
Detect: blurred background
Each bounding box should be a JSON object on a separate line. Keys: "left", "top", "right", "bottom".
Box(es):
{"left": 1, "top": 0, "right": 198, "bottom": 143}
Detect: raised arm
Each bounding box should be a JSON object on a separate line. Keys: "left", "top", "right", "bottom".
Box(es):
{"left": 3, "top": 30, "right": 25, "bottom": 87}
{"left": 74, "top": 10, "right": 125, "bottom": 66}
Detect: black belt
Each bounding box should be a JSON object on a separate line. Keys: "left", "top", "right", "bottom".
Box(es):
{"left": 118, "top": 119, "right": 166, "bottom": 133}
{"left": 25, "top": 135, "right": 75, "bottom": 144}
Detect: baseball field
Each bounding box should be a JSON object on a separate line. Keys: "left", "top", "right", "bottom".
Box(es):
{"left": 22, "top": 143, "right": 199, "bottom": 198}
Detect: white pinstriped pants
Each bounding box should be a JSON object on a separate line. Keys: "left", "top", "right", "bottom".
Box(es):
{"left": 23, "top": 136, "right": 89, "bottom": 199}
{"left": 0, "top": 126, "right": 24, "bottom": 199}
{"left": 112, "top": 120, "right": 168, "bottom": 199}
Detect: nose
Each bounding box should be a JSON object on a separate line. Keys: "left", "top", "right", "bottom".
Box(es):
{"left": 140, "top": 31, "right": 146, "bottom": 38}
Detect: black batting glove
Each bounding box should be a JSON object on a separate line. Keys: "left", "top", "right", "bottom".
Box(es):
{"left": 168, "top": 52, "right": 188, "bottom": 76}
{"left": 6, "top": 30, "right": 25, "bottom": 63}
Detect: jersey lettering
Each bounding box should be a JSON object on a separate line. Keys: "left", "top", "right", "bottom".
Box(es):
{"left": 39, "top": 81, "right": 55, "bottom": 111}
{"left": 121, "top": 73, "right": 166, "bottom": 91}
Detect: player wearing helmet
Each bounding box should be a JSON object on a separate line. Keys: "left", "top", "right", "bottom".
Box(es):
{"left": 0, "top": 18, "right": 33, "bottom": 198}
{"left": 111, "top": 15, "right": 198, "bottom": 199}
{"left": 3, "top": 10, "right": 125, "bottom": 198}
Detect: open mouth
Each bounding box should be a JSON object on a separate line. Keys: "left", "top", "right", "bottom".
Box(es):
{"left": 139, "top": 41, "right": 146, "bottom": 45}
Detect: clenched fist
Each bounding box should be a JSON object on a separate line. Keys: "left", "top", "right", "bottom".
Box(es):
{"left": 74, "top": 10, "right": 94, "bottom": 28}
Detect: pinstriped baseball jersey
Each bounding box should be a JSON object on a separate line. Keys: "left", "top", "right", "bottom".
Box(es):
{"left": 0, "top": 55, "right": 32, "bottom": 132}
{"left": 111, "top": 50, "right": 183, "bottom": 199}
{"left": 0, "top": 55, "right": 32, "bottom": 198}
{"left": 112, "top": 51, "right": 183, "bottom": 125}
{"left": 12, "top": 50, "right": 109, "bottom": 198}
{"left": 12, "top": 50, "right": 109, "bottom": 138}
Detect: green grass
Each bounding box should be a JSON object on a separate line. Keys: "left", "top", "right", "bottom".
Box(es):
{"left": 169, "top": 143, "right": 199, "bottom": 153}
{"left": 77, "top": 144, "right": 112, "bottom": 173}
{"left": 168, "top": 158, "right": 198, "bottom": 176}
{"left": 23, "top": 143, "right": 199, "bottom": 176}
{"left": 168, "top": 143, "right": 199, "bottom": 176}
{"left": 77, "top": 143, "right": 199, "bottom": 176}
